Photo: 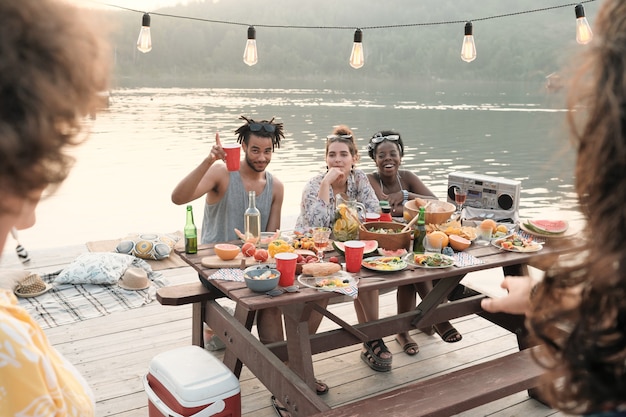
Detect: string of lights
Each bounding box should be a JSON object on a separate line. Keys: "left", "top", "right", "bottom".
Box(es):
{"left": 98, "top": 0, "right": 597, "bottom": 68}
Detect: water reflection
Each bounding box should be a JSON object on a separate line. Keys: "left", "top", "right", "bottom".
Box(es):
{"left": 15, "top": 85, "right": 580, "bottom": 250}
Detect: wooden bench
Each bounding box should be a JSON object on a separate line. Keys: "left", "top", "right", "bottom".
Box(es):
{"left": 311, "top": 347, "right": 544, "bottom": 417}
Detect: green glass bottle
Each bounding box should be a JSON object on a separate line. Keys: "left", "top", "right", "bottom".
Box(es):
{"left": 184, "top": 205, "right": 198, "bottom": 254}
{"left": 412, "top": 207, "right": 426, "bottom": 254}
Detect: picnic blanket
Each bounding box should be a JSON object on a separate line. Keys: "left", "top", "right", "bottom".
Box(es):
{"left": 86, "top": 232, "right": 188, "bottom": 271}
{"left": 17, "top": 270, "right": 169, "bottom": 330}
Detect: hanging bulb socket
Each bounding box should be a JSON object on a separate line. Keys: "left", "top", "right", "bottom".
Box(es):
{"left": 349, "top": 28, "right": 364, "bottom": 69}
{"left": 142, "top": 13, "right": 151, "bottom": 28}
{"left": 575, "top": 4, "right": 593, "bottom": 45}
{"left": 136, "top": 13, "right": 152, "bottom": 53}
{"left": 461, "top": 21, "right": 477, "bottom": 63}
{"left": 243, "top": 25, "right": 258, "bottom": 66}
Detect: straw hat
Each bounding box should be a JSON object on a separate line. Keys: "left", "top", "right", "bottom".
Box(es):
{"left": 118, "top": 268, "right": 150, "bottom": 291}
{"left": 14, "top": 273, "right": 52, "bottom": 298}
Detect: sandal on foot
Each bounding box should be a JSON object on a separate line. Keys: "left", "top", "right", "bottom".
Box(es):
{"left": 271, "top": 395, "right": 291, "bottom": 417}
{"left": 395, "top": 337, "right": 419, "bottom": 356}
{"left": 433, "top": 323, "right": 462, "bottom": 343}
{"left": 361, "top": 339, "right": 392, "bottom": 372}
{"left": 316, "top": 380, "right": 329, "bottom": 395}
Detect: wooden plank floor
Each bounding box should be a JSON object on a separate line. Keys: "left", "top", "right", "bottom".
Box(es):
{"left": 1, "top": 246, "right": 565, "bottom": 417}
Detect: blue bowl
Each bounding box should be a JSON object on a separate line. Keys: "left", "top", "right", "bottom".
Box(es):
{"left": 243, "top": 265, "right": 280, "bottom": 292}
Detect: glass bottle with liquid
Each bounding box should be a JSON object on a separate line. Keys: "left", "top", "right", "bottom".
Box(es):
{"left": 244, "top": 190, "right": 261, "bottom": 244}
{"left": 184, "top": 205, "right": 197, "bottom": 254}
{"left": 412, "top": 207, "right": 426, "bottom": 254}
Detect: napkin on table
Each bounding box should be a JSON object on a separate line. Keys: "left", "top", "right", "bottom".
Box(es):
{"left": 209, "top": 268, "right": 244, "bottom": 282}
{"left": 452, "top": 252, "right": 485, "bottom": 267}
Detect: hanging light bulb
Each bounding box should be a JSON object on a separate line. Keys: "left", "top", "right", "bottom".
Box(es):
{"left": 243, "top": 26, "right": 258, "bottom": 66}
{"left": 349, "top": 29, "right": 364, "bottom": 69}
{"left": 136, "top": 13, "right": 152, "bottom": 53}
{"left": 575, "top": 4, "right": 593, "bottom": 45}
{"left": 461, "top": 21, "right": 476, "bottom": 62}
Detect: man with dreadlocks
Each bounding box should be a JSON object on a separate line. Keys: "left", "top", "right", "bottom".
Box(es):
{"left": 172, "top": 114, "right": 287, "bottom": 338}
{"left": 172, "top": 115, "right": 330, "bottom": 398}
{"left": 172, "top": 115, "right": 285, "bottom": 244}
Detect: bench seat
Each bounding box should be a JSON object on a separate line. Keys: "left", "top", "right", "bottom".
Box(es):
{"left": 313, "top": 347, "right": 544, "bottom": 417}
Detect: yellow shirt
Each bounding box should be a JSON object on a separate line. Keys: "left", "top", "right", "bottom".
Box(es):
{"left": 0, "top": 289, "right": 94, "bottom": 416}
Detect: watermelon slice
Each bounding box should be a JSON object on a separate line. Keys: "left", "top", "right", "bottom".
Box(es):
{"left": 525, "top": 219, "right": 569, "bottom": 235}
{"left": 378, "top": 248, "right": 408, "bottom": 256}
{"left": 332, "top": 240, "right": 378, "bottom": 255}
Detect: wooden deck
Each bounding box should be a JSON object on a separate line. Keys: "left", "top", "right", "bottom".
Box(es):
{"left": 1, "top": 245, "right": 564, "bottom": 417}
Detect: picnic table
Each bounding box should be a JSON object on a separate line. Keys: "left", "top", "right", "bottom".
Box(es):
{"left": 157, "top": 236, "right": 580, "bottom": 416}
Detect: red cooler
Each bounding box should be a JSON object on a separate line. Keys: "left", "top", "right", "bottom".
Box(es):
{"left": 144, "top": 345, "right": 241, "bottom": 417}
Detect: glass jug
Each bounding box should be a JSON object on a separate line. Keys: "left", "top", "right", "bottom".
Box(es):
{"left": 333, "top": 193, "right": 366, "bottom": 241}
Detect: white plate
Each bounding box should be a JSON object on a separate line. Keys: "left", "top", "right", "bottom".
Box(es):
{"left": 491, "top": 234, "right": 543, "bottom": 252}
{"left": 361, "top": 256, "right": 407, "bottom": 272}
{"left": 403, "top": 253, "right": 456, "bottom": 268}
{"left": 297, "top": 271, "right": 358, "bottom": 291}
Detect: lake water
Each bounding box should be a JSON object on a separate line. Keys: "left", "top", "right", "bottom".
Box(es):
{"left": 7, "top": 83, "right": 580, "bottom": 252}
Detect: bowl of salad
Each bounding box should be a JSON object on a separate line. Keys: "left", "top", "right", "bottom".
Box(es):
{"left": 358, "top": 221, "right": 411, "bottom": 251}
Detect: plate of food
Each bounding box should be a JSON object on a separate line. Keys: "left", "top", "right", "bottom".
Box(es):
{"left": 361, "top": 256, "right": 407, "bottom": 272}
{"left": 519, "top": 219, "right": 574, "bottom": 239}
{"left": 298, "top": 270, "right": 358, "bottom": 291}
{"left": 403, "top": 253, "right": 456, "bottom": 268}
{"left": 491, "top": 234, "right": 543, "bottom": 252}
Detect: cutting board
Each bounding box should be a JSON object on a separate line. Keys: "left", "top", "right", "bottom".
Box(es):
{"left": 201, "top": 254, "right": 273, "bottom": 269}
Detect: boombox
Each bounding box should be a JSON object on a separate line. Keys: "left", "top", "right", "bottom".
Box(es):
{"left": 447, "top": 172, "right": 521, "bottom": 221}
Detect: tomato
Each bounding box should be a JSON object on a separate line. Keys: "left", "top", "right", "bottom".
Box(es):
{"left": 254, "top": 249, "right": 269, "bottom": 262}
{"left": 329, "top": 256, "right": 339, "bottom": 264}
{"left": 242, "top": 242, "right": 256, "bottom": 257}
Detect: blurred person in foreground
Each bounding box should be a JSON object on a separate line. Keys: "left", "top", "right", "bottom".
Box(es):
{"left": 366, "top": 131, "right": 462, "bottom": 357}
{"left": 0, "top": 0, "right": 110, "bottom": 414}
{"left": 481, "top": 1, "right": 626, "bottom": 415}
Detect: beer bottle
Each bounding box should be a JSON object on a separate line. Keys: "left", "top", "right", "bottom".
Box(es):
{"left": 184, "top": 205, "right": 198, "bottom": 254}
{"left": 244, "top": 190, "right": 261, "bottom": 245}
{"left": 413, "top": 207, "right": 426, "bottom": 254}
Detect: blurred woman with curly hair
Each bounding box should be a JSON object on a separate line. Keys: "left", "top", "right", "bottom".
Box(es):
{"left": 0, "top": 0, "right": 109, "bottom": 414}
{"left": 482, "top": 1, "right": 626, "bottom": 415}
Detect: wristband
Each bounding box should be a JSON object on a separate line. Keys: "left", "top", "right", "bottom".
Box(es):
{"left": 402, "top": 189, "right": 409, "bottom": 203}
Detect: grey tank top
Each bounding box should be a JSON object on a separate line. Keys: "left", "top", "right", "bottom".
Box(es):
{"left": 201, "top": 171, "right": 273, "bottom": 244}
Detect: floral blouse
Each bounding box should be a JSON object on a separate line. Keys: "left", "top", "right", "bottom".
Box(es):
{"left": 295, "top": 169, "right": 379, "bottom": 232}
{"left": 0, "top": 289, "right": 95, "bottom": 416}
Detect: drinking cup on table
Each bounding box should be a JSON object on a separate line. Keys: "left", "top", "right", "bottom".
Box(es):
{"left": 365, "top": 212, "right": 381, "bottom": 223}
{"left": 275, "top": 252, "right": 298, "bottom": 287}
{"left": 344, "top": 240, "right": 366, "bottom": 273}
{"left": 476, "top": 225, "right": 493, "bottom": 246}
{"left": 222, "top": 144, "right": 241, "bottom": 171}
{"left": 424, "top": 235, "right": 443, "bottom": 254}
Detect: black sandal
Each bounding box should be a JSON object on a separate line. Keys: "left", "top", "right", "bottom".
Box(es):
{"left": 360, "top": 339, "right": 392, "bottom": 372}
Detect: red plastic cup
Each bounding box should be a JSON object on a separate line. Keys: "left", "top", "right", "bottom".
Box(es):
{"left": 344, "top": 240, "right": 365, "bottom": 273}
{"left": 275, "top": 252, "right": 298, "bottom": 287}
{"left": 223, "top": 144, "right": 241, "bottom": 171}
{"left": 365, "top": 212, "right": 381, "bottom": 223}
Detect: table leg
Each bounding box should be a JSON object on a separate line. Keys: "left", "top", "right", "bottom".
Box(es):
{"left": 282, "top": 303, "right": 317, "bottom": 390}
{"left": 192, "top": 302, "right": 205, "bottom": 347}
{"left": 411, "top": 275, "right": 465, "bottom": 328}
{"left": 205, "top": 300, "right": 329, "bottom": 416}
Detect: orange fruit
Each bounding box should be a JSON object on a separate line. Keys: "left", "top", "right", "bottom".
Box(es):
{"left": 479, "top": 219, "right": 497, "bottom": 233}
{"left": 428, "top": 231, "right": 449, "bottom": 248}
{"left": 449, "top": 235, "right": 471, "bottom": 251}
{"left": 214, "top": 243, "right": 241, "bottom": 260}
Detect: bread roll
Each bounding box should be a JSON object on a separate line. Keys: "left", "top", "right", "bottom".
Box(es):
{"left": 301, "top": 262, "right": 342, "bottom": 277}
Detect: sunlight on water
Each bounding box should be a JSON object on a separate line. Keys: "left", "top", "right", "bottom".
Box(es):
{"left": 7, "top": 86, "right": 582, "bottom": 251}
